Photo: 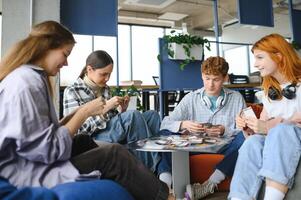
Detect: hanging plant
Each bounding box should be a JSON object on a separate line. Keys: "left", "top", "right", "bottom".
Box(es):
{"left": 158, "top": 30, "right": 211, "bottom": 70}
{"left": 110, "top": 85, "right": 144, "bottom": 111}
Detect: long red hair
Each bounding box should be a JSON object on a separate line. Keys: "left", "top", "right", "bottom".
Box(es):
{"left": 251, "top": 33, "right": 301, "bottom": 95}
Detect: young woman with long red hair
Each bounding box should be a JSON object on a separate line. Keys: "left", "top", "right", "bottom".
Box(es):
{"left": 229, "top": 33, "right": 301, "bottom": 200}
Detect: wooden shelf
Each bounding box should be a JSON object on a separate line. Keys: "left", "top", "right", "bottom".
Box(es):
{"left": 223, "top": 83, "right": 261, "bottom": 89}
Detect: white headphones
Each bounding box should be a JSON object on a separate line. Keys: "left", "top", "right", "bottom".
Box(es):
{"left": 201, "top": 89, "right": 227, "bottom": 109}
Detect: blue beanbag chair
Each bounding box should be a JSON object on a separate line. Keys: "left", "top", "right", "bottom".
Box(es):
{"left": 0, "top": 177, "right": 134, "bottom": 200}
{"left": 52, "top": 179, "right": 134, "bottom": 200}
{"left": 0, "top": 177, "right": 57, "bottom": 200}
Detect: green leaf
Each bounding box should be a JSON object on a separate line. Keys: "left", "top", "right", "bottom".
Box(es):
{"left": 159, "top": 32, "right": 211, "bottom": 70}
{"left": 157, "top": 54, "right": 161, "bottom": 62}
{"left": 292, "top": 41, "right": 301, "bottom": 50}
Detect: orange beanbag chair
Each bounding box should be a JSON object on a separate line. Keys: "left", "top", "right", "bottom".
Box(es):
{"left": 190, "top": 154, "right": 231, "bottom": 191}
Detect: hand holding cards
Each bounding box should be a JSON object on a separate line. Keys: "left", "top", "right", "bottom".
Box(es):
{"left": 199, "top": 123, "right": 224, "bottom": 137}
{"left": 241, "top": 107, "right": 257, "bottom": 118}
{"left": 239, "top": 107, "right": 258, "bottom": 135}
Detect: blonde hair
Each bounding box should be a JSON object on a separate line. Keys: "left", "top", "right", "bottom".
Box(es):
{"left": 251, "top": 33, "right": 301, "bottom": 95}
{"left": 0, "top": 20, "right": 75, "bottom": 81}
{"left": 201, "top": 56, "right": 229, "bottom": 76}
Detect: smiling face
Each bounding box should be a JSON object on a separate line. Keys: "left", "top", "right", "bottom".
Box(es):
{"left": 202, "top": 73, "right": 226, "bottom": 96}
{"left": 253, "top": 49, "right": 287, "bottom": 84}
{"left": 87, "top": 64, "right": 113, "bottom": 87}
{"left": 41, "top": 43, "right": 74, "bottom": 76}
{"left": 253, "top": 49, "right": 279, "bottom": 77}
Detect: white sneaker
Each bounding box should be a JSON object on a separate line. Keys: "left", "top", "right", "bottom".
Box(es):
{"left": 159, "top": 172, "right": 172, "bottom": 190}
{"left": 185, "top": 181, "right": 217, "bottom": 200}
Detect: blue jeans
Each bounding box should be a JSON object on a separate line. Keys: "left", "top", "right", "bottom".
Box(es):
{"left": 156, "top": 131, "right": 245, "bottom": 177}
{"left": 228, "top": 124, "right": 301, "bottom": 200}
{"left": 93, "top": 110, "right": 161, "bottom": 172}
{"left": 216, "top": 131, "right": 245, "bottom": 176}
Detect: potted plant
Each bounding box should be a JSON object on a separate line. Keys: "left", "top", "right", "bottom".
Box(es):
{"left": 158, "top": 30, "right": 211, "bottom": 70}
{"left": 110, "top": 85, "right": 144, "bottom": 111}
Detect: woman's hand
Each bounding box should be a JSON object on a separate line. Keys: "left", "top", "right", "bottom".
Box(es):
{"left": 236, "top": 113, "right": 255, "bottom": 136}
{"left": 83, "top": 97, "right": 105, "bottom": 117}
{"left": 245, "top": 118, "right": 267, "bottom": 135}
{"left": 64, "top": 97, "right": 105, "bottom": 137}
{"left": 180, "top": 121, "right": 205, "bottom": 134}
{"left": 236, "top": 113, "right": 247, "bottom": 130}
{"left": 119, "top": 96, "right": 130, "bottom": 112}
{"left": 105, "top": 96, "right": 125, "bottom": 112}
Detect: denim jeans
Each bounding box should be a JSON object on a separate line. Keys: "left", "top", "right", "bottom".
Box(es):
{"left": 216, "top": 131, "right": 245, "bottom": 176}
{"left": 228, "top": 124, "right": 301, "bottom": 200}
{"left": 93, "top": 110, "right": 161, "bottom": 172}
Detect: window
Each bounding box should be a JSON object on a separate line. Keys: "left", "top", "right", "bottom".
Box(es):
{"left": 60, "top": 34, "right": 92, "bottom": 86}
{"left": 118, "top": 25, "right": 131, "bottom": 82}
{"left": 224, "top": 46, "right": 249, "bottom": 75}
{"left": 204, "top": 37, "right": 218, "bottom": 59}
{"left": 60, "top": 24, "right": 253, "bottom": 87}
{"left": 60, "top": 25, "right": 165, "bottom": 86}
{"left": 249, "top": 45, "right": 257, "bottom": 73}
{"left": 94, "top": 36, "right": 117, "bottom": 85}
{"left": 131, "top": 26, "right": 164, "bottom": 85}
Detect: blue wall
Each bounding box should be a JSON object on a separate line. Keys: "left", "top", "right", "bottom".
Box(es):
{"left": 291, "top": 9, "right": 301, "bottom": 45}
{"left": 60, "top": 0, "right": 117, "bottom": 36}
{"left": 237, "top": 0, "right": 274, "bottom": 27}
{"left": 158, "top": 39, "right": 203, "bottom": 91}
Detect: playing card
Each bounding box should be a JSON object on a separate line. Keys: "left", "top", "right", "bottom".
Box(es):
{"left": 241, "top": 107, "right": 257, "bottom": 118}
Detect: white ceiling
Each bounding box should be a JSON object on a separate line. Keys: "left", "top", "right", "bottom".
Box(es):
{"left": 0, "top": 0, "right": 299, "bottom": 43}
{"left": 118, "top": 0, "right": 301, "bottom": 41}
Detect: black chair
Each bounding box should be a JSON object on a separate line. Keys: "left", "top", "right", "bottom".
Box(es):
{"left": 152, "top": 76, "right": 180, "bottom": 114}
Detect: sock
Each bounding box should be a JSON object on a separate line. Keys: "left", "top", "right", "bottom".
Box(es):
{"left": 208, "top": 169, "right": 226, "bottom": 184}
{"left": 264, "top": 186, "right": 285, "bottom": 200}
{"left": 231, "top": 198, "right": 242, "bottom": 200}
{"left": 159, "top": 172, "right": 172, "bottom": 189}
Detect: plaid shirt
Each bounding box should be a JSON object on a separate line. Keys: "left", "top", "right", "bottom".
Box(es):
{"left": 63, "top": 78, "right": 118, "bottom": 136}
{"left": 160, "top": 87, "right": 246, "bottom": 137}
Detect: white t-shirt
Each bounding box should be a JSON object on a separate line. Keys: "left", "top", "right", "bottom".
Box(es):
{"left": 262, "top": 83, "right": 301, "bottom": 119}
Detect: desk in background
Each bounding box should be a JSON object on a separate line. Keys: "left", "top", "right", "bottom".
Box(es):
{"left": 113, "top": 85, "right": 159, "bottom": 111}
{"left": 224, "top": 82, "right": 261, "bottom": 89}
{"left": 60, "top": 83, "right": 262, "bottom": 119}
{"left": 224, "top": 82, "right": 261, "bottom": 103}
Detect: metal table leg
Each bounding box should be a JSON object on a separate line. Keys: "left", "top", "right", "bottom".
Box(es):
{"left": 172, "top": 151, "right": 190, "bottom": 199}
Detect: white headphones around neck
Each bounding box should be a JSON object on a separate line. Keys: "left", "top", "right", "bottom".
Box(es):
{"left": 200, "top": 89, "right": 228, "bottom": 109}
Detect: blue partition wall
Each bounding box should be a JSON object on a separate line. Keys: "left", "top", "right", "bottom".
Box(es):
{"left": 158, "top": 39, "right": 203, "bottom": 91}
{"left": 291, "top": 9, "right": 301, "bottom": 45}
{"left": 158, "top": 39, "right": 203, "bottom": 117}
{"left": 237, "top": 0, "right": 274, "bottom": 27}
{"left": 60, "top": 0, "right": 117, "bottom": 36}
